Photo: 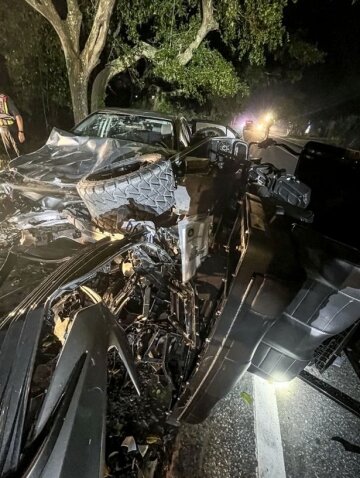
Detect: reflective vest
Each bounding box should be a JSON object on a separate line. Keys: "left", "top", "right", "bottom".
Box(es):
{"left": 0, "top": 94, "right": 15, "bottom": 127}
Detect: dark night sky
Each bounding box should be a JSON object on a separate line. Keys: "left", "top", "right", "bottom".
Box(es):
{"left": 287, "top": 0, "right": 360, "bottom": 101}
{"left": 287, "top": 0, "right": 360, "bottom": 71}
{"left": 247, "top": 0, "right": 360, "bottom": 120}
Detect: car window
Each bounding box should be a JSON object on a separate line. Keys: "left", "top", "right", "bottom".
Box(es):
{"left": 194, "top": 121, "right": 236, "bottom": 138}
{"left": 74, "top": 113, "right": 174, "bottom": 148}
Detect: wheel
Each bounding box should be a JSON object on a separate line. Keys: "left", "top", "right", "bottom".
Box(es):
{"left": 77, "top": 158, "right": 176, "bottom": 227}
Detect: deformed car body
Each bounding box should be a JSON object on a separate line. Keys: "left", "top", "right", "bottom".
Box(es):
{"left": 0, "top": 108, "right": 359, "bottom": 477}
{"left": 6, "top": 108, "right": 193, "bottom": 191}
{"left": 8, "top": 108, "right": 238, "bottom": 182}
{"left": 1, "top": 108, "right": 239, "bottom": 243}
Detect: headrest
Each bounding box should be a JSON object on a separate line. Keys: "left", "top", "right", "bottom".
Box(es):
{"left": 161, "top": 123, "right": 173, "bottom": 135}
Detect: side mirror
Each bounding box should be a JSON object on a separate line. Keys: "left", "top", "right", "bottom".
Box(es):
{"left": 208, "top": 138, "right": 248, "bottom": 166}
{"left": 172, "top": 138, "right": 248, "bottom": 174}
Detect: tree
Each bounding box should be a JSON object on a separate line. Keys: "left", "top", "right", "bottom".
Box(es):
{"left": 24, "top": 0, "right": 117, "bottom": 123}
{"left": 0, "top": 0, "right": 70, "bottom": 130}
{"left": 91, "top": 0, "right": 293, "bottom": 111}
{"left": 23, "top": 0, "right": 299, "bottom": 122}
{"left": 25, "top": 0, "right": 322, "bottom": 122}
{"left": 90, "top": 0, "right": 220, "bottom": 111}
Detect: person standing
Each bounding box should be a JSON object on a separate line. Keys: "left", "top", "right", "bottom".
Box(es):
{"left": 0, "top": 92, "right": 25, "bottom": 160}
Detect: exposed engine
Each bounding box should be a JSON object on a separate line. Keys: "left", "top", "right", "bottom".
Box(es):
{"left": 1, "top": 135, "right": 360, "bottom": 478}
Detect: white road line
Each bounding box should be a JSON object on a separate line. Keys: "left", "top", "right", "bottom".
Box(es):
{"left": 253, "top": 375, "right": 287, "bottom": 478}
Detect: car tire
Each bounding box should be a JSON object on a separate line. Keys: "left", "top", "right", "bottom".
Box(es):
{"left": 77, "top": 159, "right": 176, "bottom": 227}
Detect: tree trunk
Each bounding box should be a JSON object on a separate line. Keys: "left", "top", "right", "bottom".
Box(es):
{"left": 91, "top": 66, "right": 113, "bottom": 112}
{"left": 67, "top": 59, "right": 89, "bottom": 124}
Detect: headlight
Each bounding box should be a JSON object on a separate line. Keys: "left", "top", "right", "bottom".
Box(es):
{"left": 264, "top": 112, "right": 274, "bottom": 123}
{"left": 255, "top": 123, "right": 265, "bottom": 132}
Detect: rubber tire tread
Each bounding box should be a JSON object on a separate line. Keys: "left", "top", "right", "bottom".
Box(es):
{"left": 77, "top": 160, "right": 175, "bottom": 220}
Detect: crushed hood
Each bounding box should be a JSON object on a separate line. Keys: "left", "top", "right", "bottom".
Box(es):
{"left": 9, "top": 128, "right": 167, "bottom": 184}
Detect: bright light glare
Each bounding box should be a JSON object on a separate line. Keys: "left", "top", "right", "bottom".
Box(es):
{"left": 274, "top": 381, "right": 289, "bottom": 389}
{"left": 255, "top": 122, "right": 265, "bottom": 131}
{"left": 264, "top": 112, "right": 274, "bottom": 123}
{"left": 274, "top": 381, "right": 292, "bottom": 391}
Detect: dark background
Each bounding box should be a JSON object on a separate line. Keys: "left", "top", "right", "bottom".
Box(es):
{"left": 260, "top": 0, "right": 360, "bottom": 119}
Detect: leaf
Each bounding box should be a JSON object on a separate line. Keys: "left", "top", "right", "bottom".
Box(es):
{"left": 240, "top": 391, "right": 253, "bottom": 405}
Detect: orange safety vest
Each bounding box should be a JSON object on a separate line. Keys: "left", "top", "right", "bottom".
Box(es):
{"left": 0, "top": 94, "right": 15, "bottom": 127}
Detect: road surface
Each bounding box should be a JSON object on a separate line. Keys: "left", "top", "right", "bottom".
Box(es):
{"left": 171, "top": 138, "right": 360, "bottom": 478}
{"left": 249, "top": 137, "right": 305, "bottom": 173}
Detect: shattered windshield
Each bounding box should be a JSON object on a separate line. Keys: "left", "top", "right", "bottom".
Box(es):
{"left": 73, "top": 113, "right": 174, "bottom": 149}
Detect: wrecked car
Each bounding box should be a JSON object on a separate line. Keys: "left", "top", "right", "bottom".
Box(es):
{"left": 0, "top": 110, "right": 359, "bottom": 477}
{"left": 0, "top": 108, "right": 239, "bottom": 246}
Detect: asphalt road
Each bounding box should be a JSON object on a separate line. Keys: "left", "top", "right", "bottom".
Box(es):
{"left": 249, "top": 137, "right": 306, "bottom": 174}
{"left": 171, "top": 137, "right": 360, "bottom": 478}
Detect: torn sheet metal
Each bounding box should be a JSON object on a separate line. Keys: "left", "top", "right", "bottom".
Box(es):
{"left": 178, "top": 215, "right": 213, "bottom": 283}
{"left": 8, "top": 210, "right": 66, "bottom": 229}
{"left": 9, "top": 128, "right": 165, "bottom": 184}
{"left": 174, "top": 185, "right": 191, "bottom": 215}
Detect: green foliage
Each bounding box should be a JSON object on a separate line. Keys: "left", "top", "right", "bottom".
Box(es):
{"left": 4, "top": 0, "right": 325, "bottom": 122}
{"left": 95, "top": 0, "right": 245, "bottom": 105}
{"left": 110, "top": 0, "right": 198, "bottom": 46}
{"left": 287, "top": 37, "right": 325, "bottom": 66}
{"left": 154, "top": 44, "right": 246, "bottom": 102}
{"left": 105, "top": 0, "right": 311, "bottom": 108}
{"left": 37, "top": 24, "right": 70, "bottom": 107}
{"left": 0, "top": 0, "right": 69, "bottom": 120}
{"left": 92, "top": 0, "right": 324, "bottom": 116}
{"left": 217, "top": 0, "right": 288, "bottom": 65}
{"left": 273, "top": 33, "right": 326, "bottom": 82}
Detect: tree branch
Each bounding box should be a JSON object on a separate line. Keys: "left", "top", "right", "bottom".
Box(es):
{"left": 81, "top": 0, "right": 116, "bottom": 71}
{"left": 90, "top": 0, "right": 219, "bottom": 112}
{"left": 24, "top": 0, "right": 66, "bottom": 46}
{"left": 66, "top": 0, "right": 82, "bottom": 53}
{"left": 90, "top": 42, "right": 157, "bottom": 111}
{"left": 140, "top": 41, "right": 158, "bottom": 61}
{"left": 75, "top": 0, "right": 217, "bottom": 113}
{"left": 177, "top": 0, "right": 218, "bottom": 66}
